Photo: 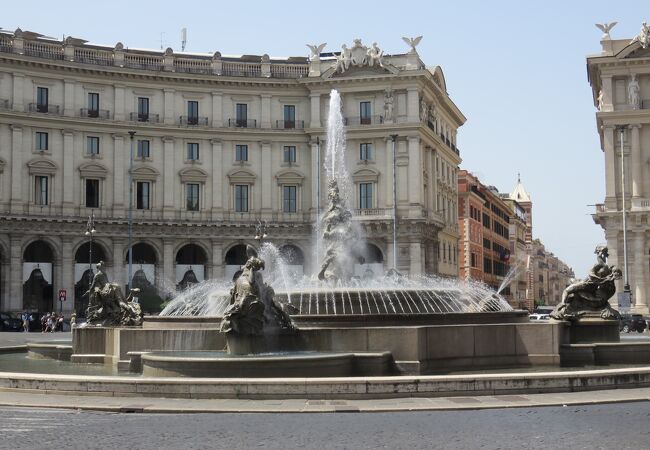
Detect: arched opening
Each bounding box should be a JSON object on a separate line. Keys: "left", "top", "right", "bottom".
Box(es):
{"left": 279, "top": 244, "right": 305, "bottom": 278}
{"left": 355, "top": 242, "right": 384, "bottom": 279}
{"left": 175, "top": 244, "right": 208, "bottom": 290}
{"left": 125, "top": 243, "right": 160, "bottom": 313}
{"left": 23, "top": 241, "right": 54, "bottom": 312}
{"left": 74, "top": 243, "right": 108, "bottom": 317}
{"left": 225, "top": 244, "right": 248, "bottom": 280}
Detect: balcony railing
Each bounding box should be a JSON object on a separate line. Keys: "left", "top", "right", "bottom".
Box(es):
{"left": 228, "top": 118, "right": 258, "bottom": 128}
{"left": 274, "top": 120, "right": 304, "bottom": 129}
{"left": 344, "top": 116, "right": 384, "bottom": 126}
{"left": 29, "top": 103, "right": 60, "bottom": 114}
{"left": 129, "top": 112, "right": 160, "bottom": 123}
{"left": 80, "top": 108, "right": 111, "bottom": 119}
{"left": 594, "top": 203, "right": 607, "bottom": 213}
{"left": 354, "top": 208, "right": 392, "bottom": 218}
{"left": 179, "top": 115, "right": 209, "bottom": 126}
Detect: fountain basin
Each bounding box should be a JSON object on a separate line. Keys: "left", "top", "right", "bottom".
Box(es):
{"left": 141, "top": 350, "right": 396, "bottom": 378}
{"left": 27, "top": 342, "right": 73, "bottom": 361}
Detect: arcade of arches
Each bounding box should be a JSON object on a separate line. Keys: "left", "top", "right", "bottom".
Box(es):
{"left": 0, "top": 235, "right": 387, "bottom": 314}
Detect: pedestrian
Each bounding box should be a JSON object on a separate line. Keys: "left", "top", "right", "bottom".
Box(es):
{"left": 41, "top": 314, "right": 48, "bottom": 333}
{"left": 46, "top": 314, "right": 53, "bottom": 333}
{"left": 21, "top": 312, "right": 29, "bottom": 332}
{"left": 57, "top": 315, "right": 64, "bottom": 332}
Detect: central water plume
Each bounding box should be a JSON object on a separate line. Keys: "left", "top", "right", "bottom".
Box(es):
{"left": 324, "top": 90, "right": 352, "bottom": 201}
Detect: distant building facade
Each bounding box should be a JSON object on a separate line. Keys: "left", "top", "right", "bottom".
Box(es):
{"left": 587, "top": 24, "right": 650, "bottom": 313}
{"left": 0, "top": 30, "right": 463, "bottom": 314}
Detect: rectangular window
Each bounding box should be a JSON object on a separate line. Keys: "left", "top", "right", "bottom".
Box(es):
{"left": 235, "top": 144, "right": 248, "bottom": 162}
{"left": 137, "top": 97, "right": 149, "bottom": 121}
{"left": 283, "top": 105, "right": 295, "bottom": 128}
{"left": 85, "top": 179, "right": 99, "bottom": 208}
{"left": 187, "top": 142, "right": 199, "bottom": 160}
{"left": 283, "top": 185, "right": 297, "bottom": 213}
{"left": 360, "top": 101, "right": 371, "bottom": 124}
{"left": 35, "top": 132, "right": 48, "bottom": 151}
{"left": 36, "top": 87, "right": 48, "bottom": 112}
{"left": 87, "top": 136, "right": 100, "bottom": 155}
{"left": 136, "top": 181, "right": 150, "bottom": 210}
{"left": 236, "top": 103, "right": 248, "bottom": 127}
{"left": 87, "top": 93, "right": 99, "bottom": 117}
{"left": 35, "top": 176, "right": 48, "bottom": 205}
{"left": 470, "top": 253, "right": 477, "bottom": 268}
{"left": 187, "top": 101, "right": 199, "bottom": 125}
{"left": 359, "top": 143, "right": 372, "bottom": 161}
{"left": 235, "top": 185, "right": 249, "bottom": 212}
{"left": 186, "top": 183, "right": 200, "bottom": 211}
{"left": 283, "top": 146, "right": 296, "bottom": 163}
{"left": 359, "top": 183, "right": 373, "bottom": 209}
{"left": 137, "top": 140, "right": 150, "bottom": 158}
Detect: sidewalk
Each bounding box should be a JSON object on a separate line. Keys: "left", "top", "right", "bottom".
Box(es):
{"left": 0, "top": 387, "right": 648, "bottom": 413}
{"left": 0, "top": 332, "right": 71, "bottom": 346}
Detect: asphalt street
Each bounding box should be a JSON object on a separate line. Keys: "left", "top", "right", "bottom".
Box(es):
{"left": 0, "top": 331, "right": 71, "bottom": 346}
{"left": 0, "top": 402, "right": 649, "bottom": 450}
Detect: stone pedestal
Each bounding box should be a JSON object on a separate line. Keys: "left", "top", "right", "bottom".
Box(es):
{"left": 561, "top": 318, "right": 620, "bottom": 344}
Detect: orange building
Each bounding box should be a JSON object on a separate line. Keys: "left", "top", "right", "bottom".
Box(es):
{"left": 458, "top": 171, "right": 512, "bottom": 298}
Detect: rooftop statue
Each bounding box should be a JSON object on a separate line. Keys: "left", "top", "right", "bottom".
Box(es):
{"left": 334, "top": 39, "right": 386, "bottom": 73}
{"left": 84, "top": 261, "right": 143, "bottom": 327}
{"left": 631, "top": 21, "right": 650, "bottom": 49}
{"left": 550, "top": 245, "right": 621, "bottom": 321}
{"left": 306, "top": 43, "right": 326, "bottom": 61}
{"left": 595, "top": 22, "right": 617, "bottom": 40}
{"left": 401, "top": 36, "right": 423, "bottom": 53}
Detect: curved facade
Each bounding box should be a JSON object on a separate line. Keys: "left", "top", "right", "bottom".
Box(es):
{"left": 0, "top": 30, "right": 463, "bottom": 313}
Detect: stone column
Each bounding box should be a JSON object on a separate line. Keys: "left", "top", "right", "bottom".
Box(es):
{"left": 62, "top": 130, "right": 75, "bottom": 214}
{"left": 112, "top": 134, "right": 125, "bottom": 214}
{"left": 113, "top": 84, "right": 125, "bottom": 121}
{"left": 12, "top": 73, "right": 24, "bottom": 112}
{"left": 162, "top": 239, "right": 175, "bottom": 286}
{"left": 406, "top": 88, "right": 419, "bottom": 122}
{"left": 211, "top": 92, "right": 223, "bottom": 127}
{"left": 309, "top": 93, "right": 321, "bottom": 128}
{"left": 61, "top": 238, "right": 74, "bottom": 314}
{"left": 10, "top": 125, "right": 23, "bottom": 214}
{"left": 63, "top": 79, "right": 76, "bottom": 117}
{"left": 211, "top": 241, "right": 224, "bottom": 280}
{"left": 9, "top": 235, "right": 22, "bottom": 311}
{"left": 631, "top": 124, "right": 642, "bottom": 199}
{"left": 310, "top": 140, "right": 320, "bottom": 216}
{"left": 163, "top": 89, "right": 175, "bottom": 125}
{"left": 407, "top": 136, "right": 422, "bottom": 217}
{"left": 384, "top": 137, "right": 394, "bottom": 208}
{"left": 113, "top": 238, "right": 126, "bottom": 290}
{"left": 600, "top": 76, "right": 613, "bottom": 112}
{"left": 261, "top": 94, "right": 271, "bottom": 129}
{"left": 260, "top": 141, "right": 272, "bottom": 218}
{"left": 603, "top": 125, "right": 616, "bottom": 208}
{"left": 409, "top": 242, "right": 422, "bottom": 275}
{"left": 162, "top": 136, "right": 175, "bottom": 218}
{"left": 0, "top": 254, "right": 9, "bottom": 311}
{"left": 211, "top": 139, "right": 223, "bottom": 219}
{"left": 634, "top": 232, "right": 648, "bottom": 312}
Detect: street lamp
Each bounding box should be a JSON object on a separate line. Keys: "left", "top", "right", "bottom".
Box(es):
{"left": 390, "top": 134, "right": 398, "bottom": 271}
{"left": 84, "top": 211, "right": 96, "bottom": 275}
{"left": 616, "top": 125, "right": 632, "bottom": 306}
{"left": 127, "top": 131, "right": 136, "bottom": 292}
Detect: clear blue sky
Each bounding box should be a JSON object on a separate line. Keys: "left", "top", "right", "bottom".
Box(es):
{"left": 3, "top": 0, "right": 648, "bottom": 275}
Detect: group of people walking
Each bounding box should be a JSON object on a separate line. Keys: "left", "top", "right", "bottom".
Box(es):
{"left": 19, "top": 312, "right": 69, "bottom": 332}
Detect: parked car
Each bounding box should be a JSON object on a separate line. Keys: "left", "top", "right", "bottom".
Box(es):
{"left": 0, "top": 312, "right": 22, "bottom": 331}
{"left": 529, "top": 314, "right": 550, "bottom": 321}
{"left": 620, "top": 314, "right": 647, "bottom": 333}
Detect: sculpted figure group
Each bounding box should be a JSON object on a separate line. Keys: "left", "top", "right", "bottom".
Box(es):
{"left": 334, "top": 39, "right": 385, "bottom": 73}
{"left": 551, "top": 245, "right": 621, "bottom": 321}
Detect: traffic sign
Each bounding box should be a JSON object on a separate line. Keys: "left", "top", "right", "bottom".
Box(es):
{"left": 58, "top": 289, "right": 67, "bottom": 302}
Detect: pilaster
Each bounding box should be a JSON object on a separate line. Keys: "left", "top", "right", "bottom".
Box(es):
{"left": 601, "top": 76, "right": 613, "bottom": 112}
{"left": 211, "top": 92, "right": 223, "bottom": 127}
{"left": 261, "top": 94, "right": 271, "bottom": 129}
{"left": 631, "top": 124, "right": 642, "bottom": 199}
{"left": 12, "top": 73, "right": 24, "bottom": 112}
{"left": 310, "top": 140, "right": 321, "bottom": 215}
{"left": 211, "top": 139, "right": 223, "bottom": 218}
{"left": 112, "top": 134, "right": 126, "bottom": 213}
{"left": 211, "top": 241, "right": 224, "bottom": 279}
{"left": 162, "top": 136, "right": 175, "bottom": 217}
{"left": 63, "top": 79, "right": 76, "bottom": 117}
{"left": 62, "top": 130, "right": 75, "bottom": 213}
{"left": 260, "top": 141, "right": 272, "bottom": 217}
{"left": 407, "top": 136, "right": 422, "bottom": 217}
{"left": 603, "top": 125, "right": 616, "bottom": 207}
{"left": 10, "top": 125, "right": 23, "bottom": 214}
{"left": 61, "top": 237, "right": 74, "bottom": 314}
{"left": 164, "top": 89, "right": 175, "bottom": 125}
{"left": 310, "top": 93, "right": 321, "bottom": 128}
{"left": 113, "top": 238, "right": 126, "bottom": 290}
{"left": 633, "top": 231, "right": 648, "bottom": 312}
{"left": 162, "top": 239, "right": 175, "bottom": 285}
{"left": 9, "top": 235, "right": 22, "bottom": 311}
{"left": 409, "top": 242, "right": 422, "bottom": 275}
{"left": 113, "top": 85, "right": 125, "bottom": 121}
{"left": 406, "top": 88, "right": 419, "bottom": 123}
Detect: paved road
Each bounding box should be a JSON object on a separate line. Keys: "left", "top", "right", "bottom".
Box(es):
{"left": 0, "top": 331, "right": 71, "bottom": 346}
{"left": 0, "top": 402, "right": 648, "bottom": 450}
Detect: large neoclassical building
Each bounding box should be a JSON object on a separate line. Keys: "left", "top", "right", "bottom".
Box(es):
{"left": 588, "top": 22, "right": 650, "bottom": 313}
{"left": 0, "top": 30, "right": 463, "bottom": 314}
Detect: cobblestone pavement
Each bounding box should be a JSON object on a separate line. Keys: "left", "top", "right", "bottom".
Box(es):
{"left": 0, "top": 402, "right": 648, "bottom": 450}
{"left": 0, "top": 331, "right": 71, "bottom": 346}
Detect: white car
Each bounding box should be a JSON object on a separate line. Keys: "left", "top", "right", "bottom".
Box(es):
{"left": 529, "top": 313, "right": 550, "bottom": 321}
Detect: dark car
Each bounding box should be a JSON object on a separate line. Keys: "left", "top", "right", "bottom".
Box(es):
{"left": 0, "top": 312, "right": 22, "bottom": 331}
{"left": 620, "top": 313, "right": 647, "bottom": 333}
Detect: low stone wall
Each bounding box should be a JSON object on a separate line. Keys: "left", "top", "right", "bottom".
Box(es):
{"left": 27, "top": 343, "right": 72, "bottom": 362}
